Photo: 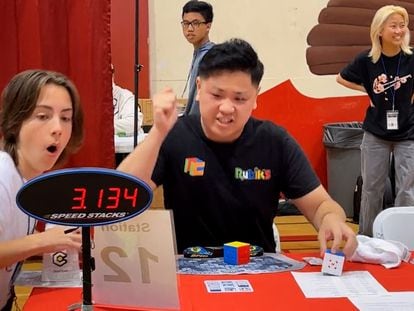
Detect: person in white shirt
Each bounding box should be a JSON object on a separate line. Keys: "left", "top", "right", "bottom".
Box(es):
{"left": 112, "top": 66, "right": 143, "bottom": 137}
{"left": 0, "top": 70, "right": 83, "bottom": 311}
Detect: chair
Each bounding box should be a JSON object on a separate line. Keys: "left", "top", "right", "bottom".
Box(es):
{"left": 139, "top": 98, "right": 188, "bottom": 133}
{"left": 372, "top": 207, "right": 414, "bottom": 250}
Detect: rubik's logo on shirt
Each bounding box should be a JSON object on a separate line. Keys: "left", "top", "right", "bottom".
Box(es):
{"left": 184, "top": 157, "right": 205, "bottom": 176}
{"left": 234, "top": 167, "right": 271, "bottom": 181}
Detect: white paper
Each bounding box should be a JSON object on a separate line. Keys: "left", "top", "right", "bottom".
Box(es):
{"left": 204, "top": 280, "right": 253, "bottom": 293}
{"left": 291, "top": 271, "right": 388, "bottom": 298}
{"left": 349, "top": 292, "right": 414, "bottom": 310}
{"left": 114, "top": 133, "right": 147, "bottom": 153}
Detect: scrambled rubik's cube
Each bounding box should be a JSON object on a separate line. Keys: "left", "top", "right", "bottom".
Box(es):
{"left": 321, "top": 250, "right": 345, "bottom": 276}
{"left": 224, "top": 241, "right": 250, "bottom": 265}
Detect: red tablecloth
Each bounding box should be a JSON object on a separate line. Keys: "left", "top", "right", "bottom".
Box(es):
{"left": 23, "top": 253, "right": 414, "bottom": 311}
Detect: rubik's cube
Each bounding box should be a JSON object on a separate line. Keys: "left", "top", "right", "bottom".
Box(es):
{"left": 321, "top": 250, "right": 345, "bottom": 276}
{"left": 223, "top": 241, "right": 250, "bottom": 265}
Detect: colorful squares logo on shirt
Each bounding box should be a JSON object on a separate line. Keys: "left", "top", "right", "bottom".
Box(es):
{"left": 184, "top": 157, "right": 205, "bottom": 176}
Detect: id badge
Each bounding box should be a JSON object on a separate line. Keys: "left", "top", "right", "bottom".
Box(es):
{"left": 386, "top": 110, "right": 399, "bottom": 130}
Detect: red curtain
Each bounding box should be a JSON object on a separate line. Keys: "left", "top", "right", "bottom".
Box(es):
{"left": 0, "top": 0, "right": 114, "bottom": 168}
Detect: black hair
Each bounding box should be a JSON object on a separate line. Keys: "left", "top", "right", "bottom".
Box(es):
{"left": 198, "top": 38, "right": 264, "bottom": 86}
{"left": 182, "top": 1, "right": 213, "bottom": 23}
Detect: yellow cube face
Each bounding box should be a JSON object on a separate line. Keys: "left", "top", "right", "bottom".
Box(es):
{"left": 225, "top": 241, "right": 249, "bottom": 248}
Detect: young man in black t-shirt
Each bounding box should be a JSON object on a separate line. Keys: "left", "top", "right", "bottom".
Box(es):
{"left": 119, "top": 38, "right": 357, "bottom": 258}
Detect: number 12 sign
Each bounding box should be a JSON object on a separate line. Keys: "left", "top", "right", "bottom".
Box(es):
{"left": 92, "top": 210, "right": 180, "bottom": 310}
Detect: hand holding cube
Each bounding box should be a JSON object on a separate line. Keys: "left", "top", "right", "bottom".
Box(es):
{"left": 321, "top": 250, "right": 345, "bottom": 276}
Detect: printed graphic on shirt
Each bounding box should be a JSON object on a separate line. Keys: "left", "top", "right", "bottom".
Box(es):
{"left": 373, "top": 73, "right": 411, "bottom": 94}
{"left": 184, "top": 157, "right": 205, "bottom": 176}
{"left": 234, "top": 167, "right": 271, "bottom": 181}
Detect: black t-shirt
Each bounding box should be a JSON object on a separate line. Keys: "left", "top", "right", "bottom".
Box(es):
{"left": 340, "top": 49, "right": 414, "bottom": 140}
{"left": 152, "top": 116, "right": 320, "bottom": 252}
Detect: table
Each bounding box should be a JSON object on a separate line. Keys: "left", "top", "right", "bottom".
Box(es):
{"left": 23, "top": 253, "right": 414, "bottom": 311}
{"left": 114, "top": 133, "right": 147, "bottom": 166}
{"left": 114, "top": 133, "right": 147, "bottom": 154}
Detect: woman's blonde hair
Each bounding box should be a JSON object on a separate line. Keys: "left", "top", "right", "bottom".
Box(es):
{"left": 369, "top": 5, "right": 412, "bottom": 63}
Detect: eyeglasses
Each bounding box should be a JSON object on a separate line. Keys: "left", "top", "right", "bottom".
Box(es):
{"left": 181, "top": 20, "right": 208, "bottom": 29}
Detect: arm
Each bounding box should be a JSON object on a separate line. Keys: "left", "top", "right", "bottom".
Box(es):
{"left": 117, "top": 88, "right": 178, "bottom": 189}
{"left": 0, "top": 227, "right": 81, "bottom": 269}
{"left": 291, "top": 185, "right": 357, "bottom": 258}
{"left": 336, "top": 73, "right": 367, "bottom": 93}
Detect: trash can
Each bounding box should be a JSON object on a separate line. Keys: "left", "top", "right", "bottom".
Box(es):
{"left": 323, "top": 122, "right": 363, "bottom": 218}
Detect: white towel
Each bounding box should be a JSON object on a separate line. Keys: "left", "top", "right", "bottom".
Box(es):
{"left": 350, "top": 235, "right": 411, "bottom": 268}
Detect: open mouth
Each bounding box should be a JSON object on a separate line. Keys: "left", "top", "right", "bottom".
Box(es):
{"left": 46, "top": 145, "right": 58, "bottom": 153}
{"left": 217, "top": 116, "right": 234, "bottom": 124}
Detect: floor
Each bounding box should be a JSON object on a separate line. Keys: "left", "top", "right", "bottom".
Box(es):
{"left": 13, "top": 216, "right": 358, "bottom": 310}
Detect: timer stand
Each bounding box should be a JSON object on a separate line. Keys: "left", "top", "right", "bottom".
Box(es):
{"left": 82, "top": 227, "right": 94, "bottom": 308}
{"left": 67, "top": 227, "right": 94, "bottom": 311}
{"left": 16, "top": 168, "right": 153, "bottom": 311}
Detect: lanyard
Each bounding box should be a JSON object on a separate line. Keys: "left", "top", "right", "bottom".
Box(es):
{"left": 181, "top": 50, "right": 197, "bottom": 98}
{"left": 380, "top": 52, "right": 402, "bottom": 111}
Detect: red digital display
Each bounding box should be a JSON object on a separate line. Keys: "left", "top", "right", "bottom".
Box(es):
{"left": 71, "top": 187, "right": 138, "bottom": 210}
{"left": 16, "top": 168, "right": 152, "bottom": 226}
